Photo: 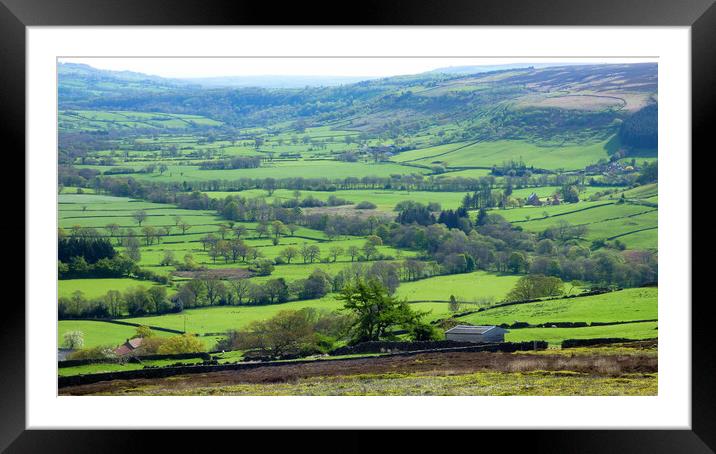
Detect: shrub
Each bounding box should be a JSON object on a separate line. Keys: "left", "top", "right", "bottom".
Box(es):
{"left": 67, "top": 345, "right": 117, "bottom": 360}
{"left": 140, "top": 337, "right": 169, "bottom": 354}
{"left": 407, "top": 322, "right": 441, "bottom": 341}
{"left": 157, "top": 334, "right": 205, "bottom": 354}
{"left": 436, "top": 318, "right": 468, "bottom": 331}
{"left": 355, "top": 201, "right": 377, "bottom": 209}
{"left": 250, "top": 258, "right": 275, "bottom": 276}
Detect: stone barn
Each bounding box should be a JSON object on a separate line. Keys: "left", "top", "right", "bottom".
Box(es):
{"left": 444, "top": 325, "right": 507, "bottom": 343}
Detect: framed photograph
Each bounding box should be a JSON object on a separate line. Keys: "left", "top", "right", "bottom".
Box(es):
{"left": 4, "top": 0, "right": 712, "bottom": 449}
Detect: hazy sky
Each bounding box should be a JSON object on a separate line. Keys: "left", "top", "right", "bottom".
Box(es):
{"left": 58, "top": 57, "right": 654, "bottom": 79}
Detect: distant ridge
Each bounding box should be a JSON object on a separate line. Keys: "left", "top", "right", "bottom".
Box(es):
{"left": 58, "top": 62, "right": 188, "bottom": 85}
{"left": 428, "top": 62, "right": 581, "bottom": 75}
{"left": 182, "top": 75, "right": 380, "bottom": 89}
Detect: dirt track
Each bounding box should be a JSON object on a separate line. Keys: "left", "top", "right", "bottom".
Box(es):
{"left": 60, "top": 350, "right": 657, "bottom": 396}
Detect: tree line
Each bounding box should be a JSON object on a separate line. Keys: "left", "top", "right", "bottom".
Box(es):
{"left": 60, "top": 164, "right": 619, "bottom": 197}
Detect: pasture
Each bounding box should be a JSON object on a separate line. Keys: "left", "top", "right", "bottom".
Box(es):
{"left": 57, "top": 188, "right": 658, "bottom": 350}
{"left": 396, "top": 271, "right": 522, "bottom": 303}
{"left": 55, "top": 63, "right": 660, "bottom": 397}
{"left": 57, "top": 320, "right": 173, "bottom": 348}
{"left": 59, "top": 110, "right": 222, "bottom": 132}
{"left": 76, "top": 160, "right": 430, "bottom": 183}
{"left": 504, "top": 321, "right": 658, "bottom": 344}
{"left": 57, "top": 108, "right": 658, "bottom": 360}
{"left": 392, "top": 138, "right": 614, "bottom": 171}
{"left": 457, "top": 288, "right": 657, "bottom": 326}
{"left": 59, "top": 278, "right": 160, "bottom": 299}
{"left": 121, "top": 296, "right": 344, "bottom": 335}
{"left": 203, "top": 188, "right": 469, "bottom": 212}
{"left": 494, "top": 201, "right": 657, "bottom": 249}
{"left": 59, "top": 190, "right": 422, "bottom": 290}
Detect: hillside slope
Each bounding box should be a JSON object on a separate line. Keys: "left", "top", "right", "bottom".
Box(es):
{"left": 59, "top": 63, "right": 657, "bottom": 146}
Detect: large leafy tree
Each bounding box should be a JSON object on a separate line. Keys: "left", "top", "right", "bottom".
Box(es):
{"left": 505, "top": 274, "right": 564, "bottom": 302}
{"left": 338, "top": 278, "right": 433, "bottom": 343}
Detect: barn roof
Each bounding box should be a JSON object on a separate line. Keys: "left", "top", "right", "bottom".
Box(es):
{"left": 128, "top": 337, "right": 143, "bottom": 349}
{"left": 114, "top": 337, "right": 145, "bottom": 356}
{"left": 114, "top": 345, "right": 133, "bottom": 356}
{"left": 445, "top": 325, "right": 500, "bottom": 335}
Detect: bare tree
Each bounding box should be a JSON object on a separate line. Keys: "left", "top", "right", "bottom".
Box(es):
{"left": 178, "top": 221, "right": 191, "bottom": 235}
{"left": 347, "top": 245, "right": 360, "bottom": 262}
{"left": 132, "top": 210, "right": 148, "bottom": 227}
{"left": 105, "top": 223, "right": 121, "bottom": 245}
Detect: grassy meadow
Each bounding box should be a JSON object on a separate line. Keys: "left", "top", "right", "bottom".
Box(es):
{"left": 57, "top": 320, "right": 174, "bottom": 348}
{"left": 458, "top": 287, "right": 657, "bottom": 326}
{"left": 392, "top": 138, "right": 614, "bottom": 171}
{"left": 504, "top": 321, "right": 658, "bottom": 344}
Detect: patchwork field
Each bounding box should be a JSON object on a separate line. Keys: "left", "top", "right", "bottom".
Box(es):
{"left": 57, "top": 62, "right": 659, "bottom": 397}
{"left": 59, "top": 110, "right": 222, "bottom": 131}
{"left": 58, "top": 186, "right": 658, "bottom": 351}
{"left": 393, "top": 138, "right": 614, "bottom": 171}
{"left": 203, "top": 189, "right": 469, "bottom": 212}
{"left": 76, "top": 160, "right": 430, "bottom": 182}
{"left": 492, "top": 200, "right": 658, "bottom": 249}
{"left": 58, "top": 285, "right": 657, "bottom": 350}
{"left": 60, "top": 192, "right": 382, "bottom": 281}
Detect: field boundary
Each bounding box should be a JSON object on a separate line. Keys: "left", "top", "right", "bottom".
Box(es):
{"left": 58, "top": 341, "right": 547, "bottom": 388}
{"left": 440, "top": 288, "right": 616, "bottom": 322}
{"left": 607, "top": 226, "right": 658, "bottom": 241}
{"left": 501, "top": 319, "right": 658, "bottom": 329}
{"left": 398, "top": 140, "right": 482, "bottom": 164}
{"left": 562, "top": 337, "right": 657, "bottom": 348}
{"left": 507, "top": 201, "right": 615, "bottom": 223}
{"left": 60, "top": 318, "right": 185, "bottom": 335}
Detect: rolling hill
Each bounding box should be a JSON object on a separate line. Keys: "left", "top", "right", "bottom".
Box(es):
{"left": 59, "top": 63, "right": 658, "bottom": 150}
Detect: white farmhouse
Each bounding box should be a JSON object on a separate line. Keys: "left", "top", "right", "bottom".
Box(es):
{"left": 445, "top": 325, "right": 507, "bottom": 343}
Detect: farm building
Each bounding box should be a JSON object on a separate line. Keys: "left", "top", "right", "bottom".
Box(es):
{"left": 114, "top": 337, "right": 144, "bottom": 356}
{"left": 526, "top": 192, "right": 542, "bottom": 206}
{"left": 444, "top": 325, "right": 507, "bottom": 343}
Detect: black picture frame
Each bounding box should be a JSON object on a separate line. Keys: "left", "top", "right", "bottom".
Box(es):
{"left": 2, "top": 0, "right": 711, "bottom": 451}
